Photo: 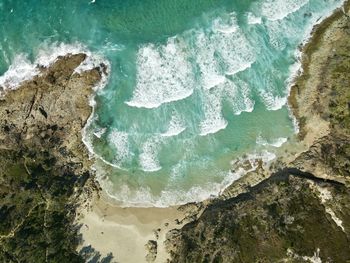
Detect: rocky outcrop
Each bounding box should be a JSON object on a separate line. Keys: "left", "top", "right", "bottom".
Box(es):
{"left": 146, "top": 240, "right": 158, "bottom": 262}
{"left": 0, "top": 54, "right": 105, "bottom": 262}
{"left": 166, "top": 2, "right": 350, "bottom": 262}
{"left": 0, "top": 53, "right": 100, "bottom": 173}
{"left": 167, "top": 172, "right": 350, "bottom": 263}
{"left": 0, "top": 2, "right": 349, "bottom": 263}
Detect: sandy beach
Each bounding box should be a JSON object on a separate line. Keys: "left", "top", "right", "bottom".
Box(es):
{"left": 0, "top": 0, "right": 349, "bottom": 262}
{"left": 77, "top": 193, "right": 190, "bottom": 263}
{"left": 76, "top": 2, "right": 350, "bottom": 263}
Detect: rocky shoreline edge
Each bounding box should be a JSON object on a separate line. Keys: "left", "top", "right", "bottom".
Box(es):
{"left": 0, "top": 1, "right": 349, "bottom": 262}
{"left": 0, "top": 54, "right": 107, "bottom": 262}
{"left": 165, "top": 1, "right": 350, "bottom": 262}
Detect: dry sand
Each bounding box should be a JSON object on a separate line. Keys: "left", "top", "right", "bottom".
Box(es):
{"left": 77, "top": 193, "right": 187, "bottom": 263}
{"left": 77, "top": 4, "right": 350, "bottom": 263}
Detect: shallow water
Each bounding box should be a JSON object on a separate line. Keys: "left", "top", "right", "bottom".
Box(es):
{"left": 0, "top": 0, "right": 344, "bottom": 206}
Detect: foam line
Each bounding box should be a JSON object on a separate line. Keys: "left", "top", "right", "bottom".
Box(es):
{"left": 126, "top": 37, "right": 194, "bottom": 108}
{"left": 199, "top": 86, "right": 228, "bottom": 136}
{"left": 139, "top": 137, "right": 162, "bottom": 172}
{"left": 261, "top": 0, "right": 309, "bottom": 21}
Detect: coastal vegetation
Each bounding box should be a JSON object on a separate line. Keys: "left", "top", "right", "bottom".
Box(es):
{"left": 0, "top": 1, "right": 349, "bottom": 262}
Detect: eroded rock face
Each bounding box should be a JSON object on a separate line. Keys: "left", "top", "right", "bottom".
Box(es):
{"left": 292, "top": 133, "right": 350, "bottom": 182}
{"left": 0, "top": 54, "right": 104, "bottom": 262}
{"left": 0, "top": 53, "right": 101, "bottom": 172}
{"left": 166, "top": 2, "right": 350, "bottom": 263}
{"left": 167, "top": 173, "right": 350, "bottom": 263}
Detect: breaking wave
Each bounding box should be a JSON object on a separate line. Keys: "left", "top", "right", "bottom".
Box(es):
{"left": 0, "top": 0, "right": 345, "bottom": 207}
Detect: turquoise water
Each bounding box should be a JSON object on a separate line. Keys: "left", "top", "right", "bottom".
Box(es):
{"left": 0, "top": 0, "right": 344, "bottom": 206}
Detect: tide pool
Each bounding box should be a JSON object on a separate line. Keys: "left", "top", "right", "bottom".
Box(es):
{"left": 0, "top": 0, "right": 344, "bottom": 206}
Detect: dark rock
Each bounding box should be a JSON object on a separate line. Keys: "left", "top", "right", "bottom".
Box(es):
{"left": 145, "top": 240, "right": 158, "bottom": 262}
{"left": 166, "top": 2, "right": 350, "bottom": 262}
{"left": 0, "top": 53, "right": 105, "bottom": 262}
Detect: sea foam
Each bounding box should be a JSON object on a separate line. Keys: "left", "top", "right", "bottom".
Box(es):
{"left": 126, "top": 37, "right": 194, "bottom": 109}
{"left": 0, "top": 42, "right": 107, "bottom": 95}
{"left": 139, "top": 137, "right": 162, "bottom": 172}
{"left": 246, "top": 12, "right": 262, "bottom": 25}
{"left": 108, "top": 129, "right": 131, "bottom": 166}
{"left": 0, "top": 54, "right": 39, "bottom": 93}
{"left": 89, "top": 0, "right": 346, "bottom": 207}
{"left": 161, "top": 111, "right": 186, "bottom": 137}
{"left": 97, "top": 148, "right": 278, "bottom": 207}
{"left": 261, "top": 0, "right": 309, "bottom": 21}
{"left": 256, "top": 135, "right": 288, "bottom": 147}
{"left": 260, "top": 90, "right": 288, "bottom": 111}
{"left": 199, "top": 86, "right": 228, "bottom": 136}
{"left": 193, "top": 13, "right": 255, "bottom": 89}
{"left": 193, "top": 30, "right": 227, "bottom": 90}
{"left": 211, "top": 14, "right": 256, "bottom": 76}
{"left": 224, "top": 78, "right": 255, "bottom": 115}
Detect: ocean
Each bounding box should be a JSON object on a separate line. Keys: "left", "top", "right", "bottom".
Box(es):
{"left": 0, "top": 0, "right": 344, "bottom": 206}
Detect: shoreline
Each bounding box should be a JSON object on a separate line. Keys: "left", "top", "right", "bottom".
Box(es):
{"left": 0, "top": 1, "right": 345, "bottom": 209}
{"left": 0, "top": 53, "right": 106, "bottom": 262}
{"left": 166, "top": 1, "right": 350, "bottom": 260}
{"left": 77, "top": 192, "right": 187, "bottom": 263}
{"left": 77, "top": 2, "right": 350, "bottom": 262}
{"left": 80, "top": 0, "right": 350, "bottom": 209}
{"left": 288, "top": 0, "right": 350, "bottom": 142}
{"left": 0, "top": 1, "right": 348, "bottom": 262}
{"left": 223, "top": 0, "right": 350, "bottom": 200}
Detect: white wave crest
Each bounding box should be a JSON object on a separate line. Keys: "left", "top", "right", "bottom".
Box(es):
{"left": 246, "top": 12, "right": 262, "bottom": 25}
{"left": 126, "top": 37, "right": 194, "bottom": 109}
{"left": 256, "top": 135, "right": 288, "bottom": 147}
{"left": 161, "top": 112, "right": 186, "bottom": 137}
{"left": 260, "top": 90, "right": 287, "bottom": 111}
{"left": 193, "top": 30, "right": 227, "bottom": 90}
{"left": 261, "top": 0, "right": 309, "bottom": 21}
{"left": 139, "top": 137, "right": 162, "bottom": 172}
{"left": 212, "top": 13, "right": 239, "bottom": 34}
{"left": 108, "top": 129, "right": 131, "bottom": 165}
{"left": 211, "top": 15, "right": 256, "bottom": 76}
{"left": 0, "top": 54, "right": 39, "bottom": 93}
{"left": 199, "top": 87, "right": 228, "bottom": 136}
{"left": 224, "top": 78, "right": 255, "bottom": 115}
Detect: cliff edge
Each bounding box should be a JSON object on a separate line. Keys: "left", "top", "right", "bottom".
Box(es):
{"left": 165, "top": 3, "right": 350, "bottom": 263}
{"left": 0, "top": 54, "right": 105, "bottom": 262}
